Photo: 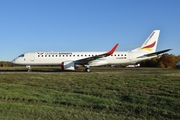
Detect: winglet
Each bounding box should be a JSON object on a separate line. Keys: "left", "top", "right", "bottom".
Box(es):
{"left": 106, "top": 44, "right": 119, "bottom": 55}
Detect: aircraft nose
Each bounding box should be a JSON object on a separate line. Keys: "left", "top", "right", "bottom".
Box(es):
{"left": 11, "top": 59, "right": 16, "bottom": 64}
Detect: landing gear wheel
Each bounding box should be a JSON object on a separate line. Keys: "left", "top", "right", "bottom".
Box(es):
{"left": 85, "top": 68, "right": 91, "bottom": 72}
{"left": 26, "top": 65, "right": 31, "bottom": 72}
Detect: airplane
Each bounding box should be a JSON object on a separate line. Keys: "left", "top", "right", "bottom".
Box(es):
{"left": 176, "top": 61, "right": 180, "bottom": 68}
{"left": 12, "top": 30, "right": 171, "bottom": 72}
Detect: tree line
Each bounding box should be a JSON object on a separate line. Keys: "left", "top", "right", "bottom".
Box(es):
{"left": 0, "top": 61, "right": 13, "bottom": 67}
{"left": 140, "top": 54, "right": 180, "bottom": 68}
{"left": 0, "top": 54, "right": 180, "bottom": 68}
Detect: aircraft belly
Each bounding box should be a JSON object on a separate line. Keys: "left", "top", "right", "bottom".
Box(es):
{"left": 89, "top": 60, "right": 108, "bottom": 66}
{"left": 106, "top": 57, "right": 130, "bottom": 65}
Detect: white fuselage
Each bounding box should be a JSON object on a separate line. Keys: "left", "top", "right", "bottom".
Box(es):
{"left": 11, "top": 30, "right": 171, "bottom": 71}
{"left": 12, "top": 51, "right": 155, "bottom": 66}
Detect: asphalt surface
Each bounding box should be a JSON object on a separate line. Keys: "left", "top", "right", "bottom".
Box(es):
{"left": 1, "top": 67, "right": 178, "bottom": 75}
{"left": 0, "top": 68, "right": 167, "bottom": 75}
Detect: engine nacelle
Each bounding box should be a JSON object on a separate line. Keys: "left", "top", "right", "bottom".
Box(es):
{"left": 61, "top": 61, "right": 75, "bottom": 71}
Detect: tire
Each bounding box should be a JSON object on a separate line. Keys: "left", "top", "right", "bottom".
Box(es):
{"left": 86, "top": 68, "right": 91, "bottom": 72}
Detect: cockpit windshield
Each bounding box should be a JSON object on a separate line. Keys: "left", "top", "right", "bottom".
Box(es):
{"left": 18, "top": 54, "right": 24, "bottom": 57}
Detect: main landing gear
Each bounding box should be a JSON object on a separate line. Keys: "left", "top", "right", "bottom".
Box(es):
{"left": 85, "top": 68, "right": 91, "bottom": 72}
{"left": 26, "top": 65, "right": 31, "bottom": 72}
{"left": 84, "top": 65, "right": 91, "bottom": 72}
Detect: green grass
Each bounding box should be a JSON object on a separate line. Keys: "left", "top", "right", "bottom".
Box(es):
{"left": 0, "top": 68, "right": 180, "bottom": 119}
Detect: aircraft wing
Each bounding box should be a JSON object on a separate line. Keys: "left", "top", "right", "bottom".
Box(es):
{"left": 75, "top": 44, "right": 118, "bottom": 64}
{"left": 138, "top": 49, "right": 172, "bottom": 58}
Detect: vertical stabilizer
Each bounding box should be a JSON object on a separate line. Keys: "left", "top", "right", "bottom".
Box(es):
{"left": 131, "top": 30, "right": 160, "bottom": 53}
{"left": 140, "top": 30, "right": 160, "bottom": 53}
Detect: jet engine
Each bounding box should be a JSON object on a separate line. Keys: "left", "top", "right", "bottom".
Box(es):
{"left": 61, "top": 61, "right": 76, "bottom": 71}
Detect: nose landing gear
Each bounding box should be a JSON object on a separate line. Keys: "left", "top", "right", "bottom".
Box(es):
{"left": 26, "top": 65, "right": 31, "bottom": 72}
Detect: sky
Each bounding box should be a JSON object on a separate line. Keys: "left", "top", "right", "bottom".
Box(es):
{"left": 0, "top": 0, "right": 180, "bottom": 61}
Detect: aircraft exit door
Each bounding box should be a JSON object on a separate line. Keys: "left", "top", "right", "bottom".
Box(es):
{"left": 30, "top": 52, "right": 35, "bottom": 61}
{"left": 128, "top": 52, "right": 133, "bottom": 60}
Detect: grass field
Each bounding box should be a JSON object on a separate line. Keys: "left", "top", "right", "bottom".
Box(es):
{"left": 0, "top": 67, "right": 180, "bottom": 119}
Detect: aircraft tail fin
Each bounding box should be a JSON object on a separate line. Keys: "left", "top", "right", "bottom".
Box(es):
{"left": 131, "top": 30, "right": 160, "bottom": 53}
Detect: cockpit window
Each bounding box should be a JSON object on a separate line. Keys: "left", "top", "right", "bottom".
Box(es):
{"left": 19, "top": 54, "right": 24, "bottom": 57}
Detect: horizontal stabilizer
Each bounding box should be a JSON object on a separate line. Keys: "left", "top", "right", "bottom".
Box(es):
{"left": 138, "top": 49, "right": 172, "bottom": 58}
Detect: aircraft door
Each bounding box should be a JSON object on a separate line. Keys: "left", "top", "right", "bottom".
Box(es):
{"left": 128, "top": 52, "right": 133, "bottom": 60}
{"left": 30, "top": 52, "right": 35, "bottom": 61}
